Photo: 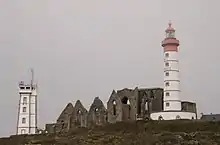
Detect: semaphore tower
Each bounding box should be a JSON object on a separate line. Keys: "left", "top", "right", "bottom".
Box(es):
{"left": 16, "top": 69, "right": 38, "bottom": 135}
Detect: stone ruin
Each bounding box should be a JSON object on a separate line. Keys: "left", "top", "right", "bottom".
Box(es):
{"left": 45, "top": 87, "right": 197, "bottom": 133}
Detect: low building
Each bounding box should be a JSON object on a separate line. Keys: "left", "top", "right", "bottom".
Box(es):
{"left": 200, "top": 114, "right": 220, "bottom": 121}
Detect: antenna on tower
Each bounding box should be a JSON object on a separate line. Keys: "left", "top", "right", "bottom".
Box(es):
{"left": 30, "top": 68, "right": 34, "bottom": 89}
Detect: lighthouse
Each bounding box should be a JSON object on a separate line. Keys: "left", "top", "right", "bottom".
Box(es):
{"left": 16, "top": 69, "right": 38, "bottom": 135}
{"left": 162, "top": 22, "right": 181, "bottom": 111}
{"left": 150, "top": 22, "right": 197, "bottom": 120}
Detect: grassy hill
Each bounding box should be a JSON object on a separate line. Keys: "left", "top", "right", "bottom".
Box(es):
{"left": 1, "top": 120, "right": 220, "bottom": 145}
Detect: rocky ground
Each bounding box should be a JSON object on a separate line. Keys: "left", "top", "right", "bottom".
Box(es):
{"left": 1, "top": 120, "right": 220, "bottom": 145}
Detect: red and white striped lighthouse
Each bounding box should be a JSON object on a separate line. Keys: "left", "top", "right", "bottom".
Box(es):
{"left": 162, "top": 22, "right": 181, "bottom": 111}
{"left": 150, "top": 22, "right": 197, "bottom": 120}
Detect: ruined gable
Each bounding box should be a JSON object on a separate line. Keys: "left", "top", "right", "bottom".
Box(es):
{"left": 107, "top": 90, "right": 122, "bottom": 123}
{"left": 56, "top": 103, "right": 75, "bottom": 132}
{"left": 116, "top": 88, "right": 138, "bottom": 121}
{"left": 87, "top": 97, "right": 107, "bottom": 127}
{"left": 74, "top": 100, "right": 88, "bottom": 127}
{"left": 44, "top": 87, "right": 164, "bottom": 132}
{"left": 137, "top": 88, "right": 163, "bottom": 117}
{"left": 57, "top": 103, "right": 74, "bottom": 122}
{"left": 149, "top": 88, "right": 163, "bottom": 113}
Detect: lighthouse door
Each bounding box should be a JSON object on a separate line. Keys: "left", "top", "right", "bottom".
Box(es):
{"left": 21, "top": 129, "right": 26, "bottom": 134}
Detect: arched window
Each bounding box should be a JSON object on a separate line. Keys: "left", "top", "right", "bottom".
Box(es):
{"left": 145, "top": 101, "right": 148, "bottom": 111}
{"left": 121, "top": 97, "right": 130, "bottom": 105}
{"left": 112, "top": 100, "right": 116, "bottom": 115}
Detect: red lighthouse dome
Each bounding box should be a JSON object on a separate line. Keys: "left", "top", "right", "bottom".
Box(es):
{"left": 162, "top": 21, "right": 179, "bottom": 52}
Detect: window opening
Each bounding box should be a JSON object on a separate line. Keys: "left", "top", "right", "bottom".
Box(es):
{"left": 23, "top": 97, "right": 27, "bottom": 104}
{"left": 22, "top": 107, "right": 27, "bottom": 112}
{"left": 113, "top": 100, "right": 116, "bottom": 115}
{"left": 121, "top": 97, "right": 130, "bottom": 105}
{"left": 165, "top": 82, "right": 169, "bottom": 86}
{"left": 145, "top": 101, "right": 148, "bottom": 111}
{"left": 22, "top": 118, "right": 26, "bottom": 124}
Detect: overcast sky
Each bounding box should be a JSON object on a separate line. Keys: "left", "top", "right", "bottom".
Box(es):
{"left": 0, "top": 0, "right": 219, "bottom": 137}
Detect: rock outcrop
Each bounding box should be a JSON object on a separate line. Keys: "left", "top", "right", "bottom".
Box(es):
{"left": 1, "top": 120, "right": 220, "bottom": 145}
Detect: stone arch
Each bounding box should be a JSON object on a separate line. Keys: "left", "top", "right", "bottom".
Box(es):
{"left": 121, "top": 96, "right": 131, "bottom": 120}
{"left": 121, "top": 96, "right": 129, "bottom": 104}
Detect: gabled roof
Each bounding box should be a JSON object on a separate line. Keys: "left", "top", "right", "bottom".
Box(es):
{"left": 88, "top": 97, "right": 106, "bottom": 112}
{"left": 57, "top": 103, "right": 74, "bottom": 122}
{"left": 74, "top": 100, "right": 88, "bottom": 112}
{"left": 107, "top": 90, "right": 120, "bottom": 104}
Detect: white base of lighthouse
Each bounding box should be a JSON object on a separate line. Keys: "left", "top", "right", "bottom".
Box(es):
{"left": 150, "top": 111, "right": 196, "bottom": 120}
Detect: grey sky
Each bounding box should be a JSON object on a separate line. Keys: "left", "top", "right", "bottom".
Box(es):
{"left": 0, "top": 0, "right": 219, "bottom": 137}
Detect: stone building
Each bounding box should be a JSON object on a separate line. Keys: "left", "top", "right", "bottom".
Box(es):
{"left": 55, "top": 103, "right": 75, "bottom": 133}
{"left": 200, "top": 114, "right": 220, "bottom": 121}
{"left": 44, "top": 87, "right": 197, "bottom": 133}
{"left": 87, "top": 97, "right": 107, "bottom": 127}
{"left": 45, "top": 101, "right": 88, "bottom": 133}
{"left": 107, "top": 87, "right": 163, "bottom": 123}
{"left": 181, "top": 101, "right": 197, "bottom": 118}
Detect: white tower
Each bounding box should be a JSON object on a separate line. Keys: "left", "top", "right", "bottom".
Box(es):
{"left": 162, "top": 22, "right": 181, "bottom": 111}
{"left": 16, "top": 69, "right": 38, "bottom": 135}
{"left": 150, "top": 22, "right": 197, "bottom": 120}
